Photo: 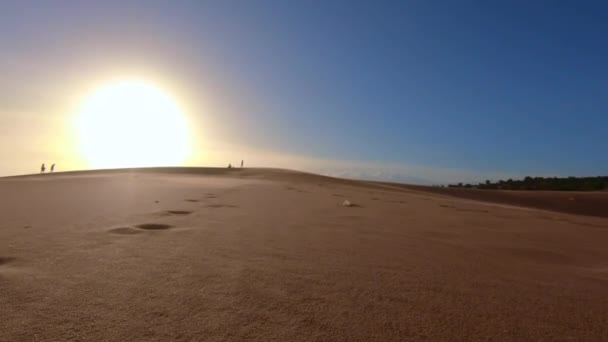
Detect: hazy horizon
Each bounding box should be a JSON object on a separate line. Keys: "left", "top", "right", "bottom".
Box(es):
{"left": 2, "top": 1, "right": 606, "bottom": 184}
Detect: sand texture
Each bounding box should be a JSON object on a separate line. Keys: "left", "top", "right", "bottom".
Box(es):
{"left": 1, "top": 168, "right": 608, "bottom": 341}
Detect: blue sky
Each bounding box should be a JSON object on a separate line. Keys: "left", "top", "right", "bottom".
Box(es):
{"left": 1, "top": 1, "right": 607, "bottom": 182}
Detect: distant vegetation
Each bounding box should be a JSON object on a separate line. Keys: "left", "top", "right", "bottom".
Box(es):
{"left": 448, "top": 176, "right": 608, "bottom": 191}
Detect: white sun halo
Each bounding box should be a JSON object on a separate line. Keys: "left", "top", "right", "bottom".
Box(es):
{"left": 75, "top": 81, "right": 189, "bottom": 169}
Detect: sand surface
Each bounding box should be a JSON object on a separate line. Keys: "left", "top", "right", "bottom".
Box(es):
{"left": 1, "top": 168, "right": 608, "bottom": 341}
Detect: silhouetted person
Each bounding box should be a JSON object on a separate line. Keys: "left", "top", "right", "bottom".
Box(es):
{"left": 241, "top": 160, "right": 244, "bottom": 168}
{"left": 228, "top": 163, "right": 232, "bottom": 169}
{"left": 50, "top": 164, "right": 55, "bottom": 173}
{"left": 40, "top": 163, "right": 45, "bottom": 173}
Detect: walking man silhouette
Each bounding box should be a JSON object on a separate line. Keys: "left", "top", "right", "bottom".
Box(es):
{"left": 40, "top": 163, "right": 46, "bottom": 173}
{"left": 50, "top": 163, "right": 55, "bottom": 173}
{"left": 241, "top": 160, "right": 244, "bottom": 168}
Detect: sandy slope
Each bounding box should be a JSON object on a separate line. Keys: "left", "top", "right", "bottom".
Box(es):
{"left": 1, "top": 168, "right": 607, "bottom": 341}
{"left": 388, "top": 183, "right": 608, "bottom": 218}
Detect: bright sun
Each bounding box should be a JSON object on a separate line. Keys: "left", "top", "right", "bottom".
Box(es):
{"left": 76, "top": 81, "right": 189, "bottom": 169}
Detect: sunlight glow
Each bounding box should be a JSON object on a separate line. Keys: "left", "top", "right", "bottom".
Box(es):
{"left": 75, "top": 81, "right": 189, "bottom": 169}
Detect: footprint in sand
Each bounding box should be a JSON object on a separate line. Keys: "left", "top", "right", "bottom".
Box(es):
{"left": 135, "top": 223, "right": 173, "bottom": 230}
{"left": 156, "top": 210, "right": 193, "bottom": 217}
{"left": 205, "top": 204, "right": 237, "bottom": 208}
{"left": 0, "top": 257, "right": 16, "bottom": 266}
{"left": 165, "top": 210, "right": 193, "bottom": 215}
{"left": 184, "top": 199, "right": 199, "bottom": 203}
{"left": 109, "top": 223, "right": 174, "bottom": 234}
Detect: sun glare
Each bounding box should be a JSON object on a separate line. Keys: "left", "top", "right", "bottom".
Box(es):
{"left": 75, "top": 81, "right": 189, "bottom": 169}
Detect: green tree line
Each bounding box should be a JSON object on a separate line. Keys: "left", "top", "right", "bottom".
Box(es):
{"left": 448, "top": 176, "right": 608, "bottom": 191}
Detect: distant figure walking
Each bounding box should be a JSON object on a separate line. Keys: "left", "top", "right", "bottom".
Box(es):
{"left": 50, "top": 163, "right": 55, "bottom": 173}
{"left": 40, "top": 163, "right": 46, "bottom": 173}
{"left": 228, "top": 163, "right": 232, "bottom": 169}
{"left": 241, "top": 160, "right": 244, "bottom": 168}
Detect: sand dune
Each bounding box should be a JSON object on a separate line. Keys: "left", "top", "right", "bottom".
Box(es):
{"left": 388, "top": 183, "right": 608, "bottom": 218}
{"left": 1, "top": 168, "right": 608, "bottom": 341}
